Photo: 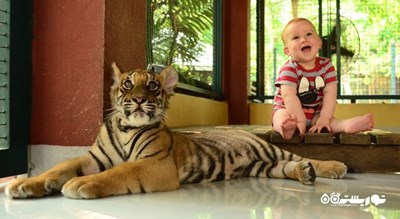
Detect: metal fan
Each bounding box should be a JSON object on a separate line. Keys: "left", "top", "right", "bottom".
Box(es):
{"left": 320, "top": 14, "right": 360, "bottom": 74}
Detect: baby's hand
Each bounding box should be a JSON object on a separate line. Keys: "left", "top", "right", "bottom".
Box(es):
{"left": 309, "top": 116, "right": 331, "bottom": 133}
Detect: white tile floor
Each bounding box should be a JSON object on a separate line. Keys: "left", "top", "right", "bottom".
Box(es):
{"left": 0, "top": 173, "right": 399, "bottom": 219}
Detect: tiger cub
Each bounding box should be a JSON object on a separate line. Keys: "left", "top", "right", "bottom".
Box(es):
{"left": 6, "top": 63, "right": 347, "bottom": 199}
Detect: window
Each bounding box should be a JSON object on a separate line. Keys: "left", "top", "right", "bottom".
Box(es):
{"left": 250, "top": 0, "right": 400, "bottom": 103}
{"left": 147, "top": 0, "right": 222, "bottom": 99}
{"left": 0, "top": 0, "right": 31, "bottom": 177}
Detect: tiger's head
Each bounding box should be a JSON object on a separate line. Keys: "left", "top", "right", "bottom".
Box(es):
{"left": 109, "top": 62, "right": 178, "bottom": 127}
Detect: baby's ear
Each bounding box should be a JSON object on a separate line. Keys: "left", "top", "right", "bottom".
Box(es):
{"left": 160, "top": 66, "right": 179, "bottom": 95}
{"left": 284, "top": 46, "right": 290, "bottom": 56}
{"left": 317, "top": 37, "right": 323, "bottom": 49}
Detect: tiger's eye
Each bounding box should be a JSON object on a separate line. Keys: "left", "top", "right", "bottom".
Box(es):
{"left": 148, "top": 81, "right": 159, "bottom": 91}
{"left": 123, "top": 80, "right": 133, "bottom": 90}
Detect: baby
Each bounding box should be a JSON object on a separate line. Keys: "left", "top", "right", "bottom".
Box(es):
{"left": 272, "top": 18, "right": 374, "bottom": 140}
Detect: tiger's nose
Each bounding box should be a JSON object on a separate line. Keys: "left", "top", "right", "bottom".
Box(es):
{"left": 133, "top": 96, "right": 145, "bottom": 104}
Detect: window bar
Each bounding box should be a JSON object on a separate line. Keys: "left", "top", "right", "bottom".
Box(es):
{"left": 335, "top": 0, "right": 343, "bottom": 101}
{"left": 0, "top": 3, "right": 10, "bottom": 149}
{"left": 256, "top": 0, "right": 265, "bottom": 98}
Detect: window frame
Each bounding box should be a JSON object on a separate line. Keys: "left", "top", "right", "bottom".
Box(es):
{"left": 0, "top": 0, "right": 31, "bottom": 177}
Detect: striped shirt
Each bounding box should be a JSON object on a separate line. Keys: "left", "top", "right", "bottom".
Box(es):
{"left": 273, "top": 57, "right": 337, "bottom": 113}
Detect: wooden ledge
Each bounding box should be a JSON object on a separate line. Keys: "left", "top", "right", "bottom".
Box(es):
{"left": 267, "top": 130, "right": 400, "bottom": 146}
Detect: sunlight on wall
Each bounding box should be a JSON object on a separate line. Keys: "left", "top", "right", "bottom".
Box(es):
{"left": 166, "top": 94, "right": 228, "bottom": 128}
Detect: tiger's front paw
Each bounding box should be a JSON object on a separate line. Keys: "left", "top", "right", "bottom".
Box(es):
{"left": 5, "top": 177, "right": 63, "bottom": 199}
{"left": 315, "top": 161, "right": 347, "bottom": 179}
{"left": 62, "top": 175, "right": 108, "bottom": 199}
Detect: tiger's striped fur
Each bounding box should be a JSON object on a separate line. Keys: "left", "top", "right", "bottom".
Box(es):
{"left": 6, "top": 63, "right": 347, "bottom": 199}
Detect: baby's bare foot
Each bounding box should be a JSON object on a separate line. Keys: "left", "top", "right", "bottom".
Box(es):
{"left": 345, "top": 113, "right": 374, "bottom": 133}
{"left": 281, "top": 116, "right": 298, "bottom": 140}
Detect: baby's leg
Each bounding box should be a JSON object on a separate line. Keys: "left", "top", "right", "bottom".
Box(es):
{"left": 330, "top": 113, "right": 374, "bottom": 134}
{"left": 273, "top": 109, "right": 298, "bottom": 140}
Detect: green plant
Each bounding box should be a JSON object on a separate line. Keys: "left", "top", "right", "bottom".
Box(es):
{"left": 150, "top": 0, "right": 213, "bottom": 66}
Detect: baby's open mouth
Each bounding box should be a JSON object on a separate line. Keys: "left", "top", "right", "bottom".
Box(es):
{"left": 301, "top": 46, "right": 312, "bottom": 51}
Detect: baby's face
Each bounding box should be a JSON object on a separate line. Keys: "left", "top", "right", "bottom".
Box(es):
{"left": 283, "top": 20, "right": 322, "bottom": 68}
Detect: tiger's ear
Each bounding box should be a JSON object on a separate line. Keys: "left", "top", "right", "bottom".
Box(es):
{"left": 111, "top": 62, "right": 123, "bottom": 90}
{"left": 161, "top": 66, "right": 178, "bottom": 95}
{"left": 110, "top": 62, "right": 123, "bottom": 101}
{"left": 111, "top": 62, "right": 122, "bottom": 80}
